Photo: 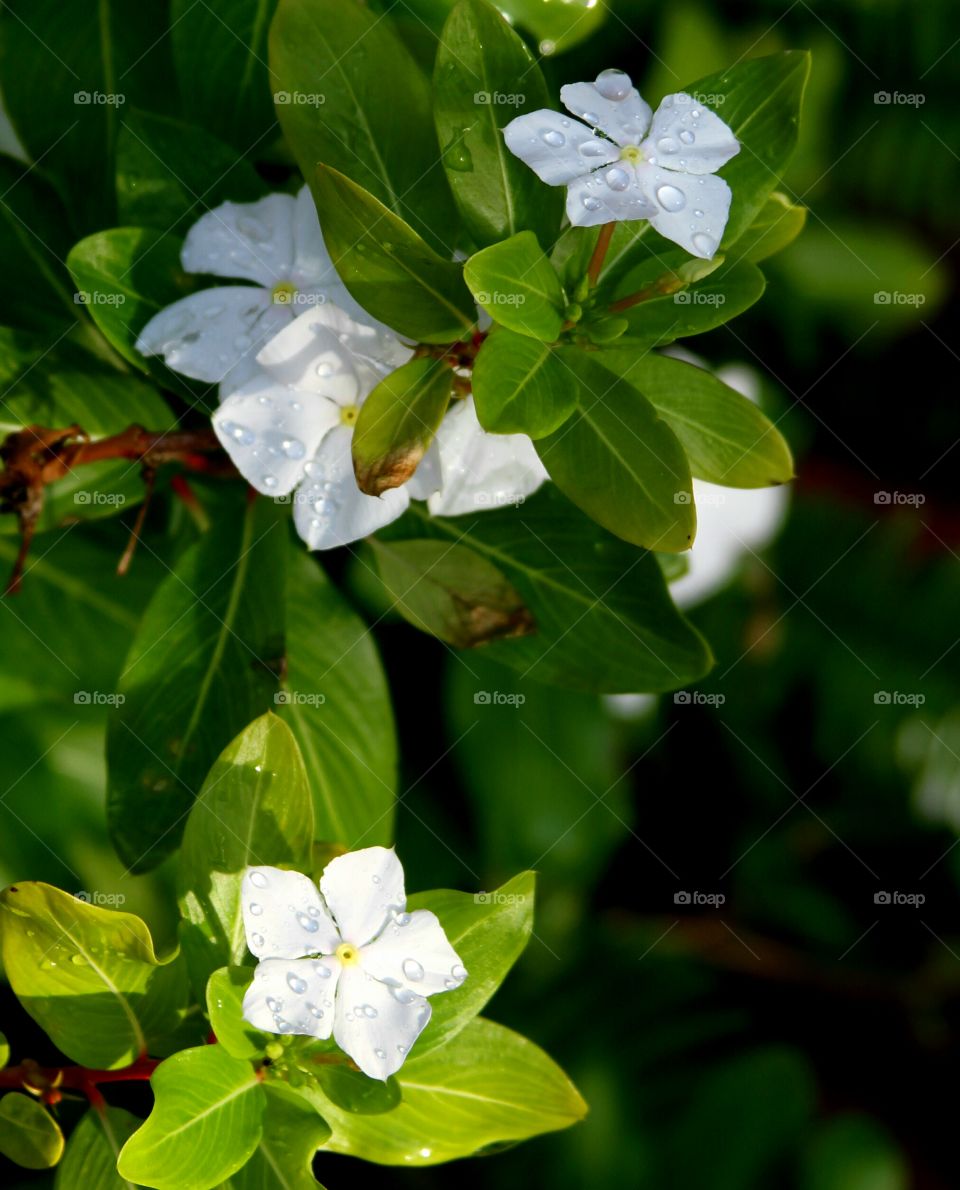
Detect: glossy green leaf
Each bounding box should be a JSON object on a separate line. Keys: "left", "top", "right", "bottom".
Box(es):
{"left": 55, "top": 1106, "right": 141, "bottom": 1190}
{"left": 270, "top": 0, "right": 453, "bottom": 249}
{"left": 107, "top": 499, "right": 285, "bottom": 871}
{"left": 225, "top": 1084, "right": 331, "bottom": 1189}
{"left": 0, "top": 0, "right": 174, "bottom": 230}
{"left": 537, "top": 351, "right": 695, "bottom": 552}
{"left": 280, "top": 550, "right": 397, "bottom": 847}
{"left": 433, "top": 0, "right": 561, "bottom": 248}
{"left": 410, "top": 871, "right": 534, "bottom": 1054}
{"left": 314, "top": 1065, "right": 401, "bottom": 1115}
{"left": 171, "top": 0, "right": 279, "bottom": 152}
{"left": 207, "top": 967, "right": 271, "bottom": 1060}
{"left": 178, "top": 714, "right": 313, "bottom": 994}
{"left": 597, "top": 352, "right": 794, "bottom": 487}
{"left": 731, "top": 191, "right": 807, "bottom": 263}
{"left": 0, "top": 1032, "right": 8, "bottom": 1068}
{"left": 0, "top": 1092, "right": 64, "bottom": 1169}
{"left": 472, "top": 327, "right": 577, "bottom": 437}
{"left": 311, "top": 165, "right": 475, "bottom": 344}
{"left": 464, "top": 232, "right": 565, "bottom": 341}
{"left": 384, "top": 488, "right": 713, "bottom": 693}
{"left": 118, "top": 1045, "right": 265, "bottom": 1190}
{"left": 116, "top": 109, "right": 266, "bottom": 232}
{"left": 314, "top": 1016, "right": 586, "bottom": 1164}
{"left": 391, "top": 0, "right": 605, "bottom": 54}
{"left": 66, "top": 228, "right": 202, "bottom": 373}
{"left": 0, "top": 882, "right": 187, "bottom": 1068}
{"left": 617, "top": 260, "right": 766, "bottom": 347}
{"left": 353, "top": 358, "right": 453, "bottom": 496}
{"left": 368, "top": 538, "right": 535, "bottom": 648}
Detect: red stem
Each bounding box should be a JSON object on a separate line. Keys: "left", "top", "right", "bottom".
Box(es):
{"left": 0, "top": 1055, "right": 160, "bottom": 1104}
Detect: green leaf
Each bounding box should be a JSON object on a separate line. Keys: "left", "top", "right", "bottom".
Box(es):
{"left": 498, "top": 0, "right": 605, "bottom": 52}
{"left": 0, "top": 0, "right": 175, "bottom": 230}
{"left": 472, "top": 327, "right": 577, "bottom": 437}
{"left": 0, "top": 882, "right": 186, "bottom": 1068}
{"left": 616, "top": 259, "right": 766, "bottom": 347}
{"left": 433, "top": 0, "right": 561, "bottom": 248}
{"left": 207, "top": 968, "right": 271, "bottom": 1060}
{"left": 597, "top": 352, "right": 794, "bottom": 487}
{"left": 0, "top": 1093, "right": 64, "bottom": 1169}
{"left": 107, "top": 498, "right": 285, "bottom": 871}
{"left": 270, "top": 0, "right": 453, "bottom": 249}
{"left": 225, "top": 1085, "right": 330, "bottom": 1189}
{"left": 410, "top": 871, "right": 534, "bottom": 1054}
{"left": 117, "top": 110, "right": 266, "bottom": 233}
{"left": 311, "top": 165, "right": 475, "bottom": 344}
{"left": 0, "top": 366, "right": 172, "bottom": 441}
{"left": 536, "top": 351, "right": 694, "bottom": 552}
{"left": 118, "top": 1045, "right": 265, "bottom": 1190}
{"left": 314, "top": 1016, "right": 586, "bottom": 1164}
{"left": 313, "top": 1065, "right": 401, "bottom": 1115}
{"left": 368, "top": 538, "right": 535, "bottom": 648}
{"left": 730, "top": 191, "right": 807, "bottom": 263}
{"left": 171, "top": 0, "right": 279, "bottom": 153}
{"left": 0, "top": 1032, "right": 8, "bottom": 1068}
{"left": 67, "top": 228, "right": 202, "bottom": 374}
{"left": 352, "top": 358, "right": 453, "bottom": 496}
{"left": 177, "top": 713, "right": 313, "bottom": 994}
{"left": 280, "top": 550, "right": 397, "bottom": 847}
{"left": 464, "top": 231, "right": 565, "bottom": 341}
{"left": 384, "top": 487, "right": 713, "bottom": 693}
{"left": 801, "top": 1114, "right": 908, "bottom": 1190}
{"left": 55, "top": 1106, "right": 141, "bottom": 1190}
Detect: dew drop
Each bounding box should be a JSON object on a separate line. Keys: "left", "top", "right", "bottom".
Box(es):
{"left": 313, "top": 962, "right": 332, "bottom": 978}
{"left": 693, "top": 208, "right": 704, "bottom": 218}
{"left": 308, "top": 1003, "right": 324, "bottom": 1018}
{"left": 604, "top": 167, "right": 630, "bottom": 192}
{"left": 451, "top": 964, "right": 467, "bottom": 982}
{"left": 579, "top": 140, "right": 609, "bottom": 159}
{"left": 287, "top": 972, "right": 307, "bottom": 994}
{"left": 580, "top": 110, "right": 600, "bottom": 125}
{"left": 679, "top": 129, "right": 696, "bottom": 145}
{"left": 266, "top": 996, "right": 282, "bottom": 1012}
{"left": 262, "top": 474, "right": 278, "bottom": 490}
{"left": 656, "top": 184, "right": 686, "bottom": 212}
{"left": 374, "top": 1048, "right": 386, "bottom": 1060}
{"left": 402, "top": 957, "right": 424, "bottom": 982}
{"left": 595, "top": 68, "right": 632, "bottom": 102}
{"left": 581, "top": 195, "right": 602, "bottom": 212}
{"left": 397, "top": 1044, "right": 407, "bottom": 1055}
{"left": 249, "top": 902, "right": 263, "bottom": 916}
{"left": 71, "top": 953, "right": 88, "bottom": 966}
{"left": 315, "top": 361, "right": 333, "bottom": 378}
{"left": 358, "top": 1003, "right": 378, "bottom": 1019}
{"left": 656, "top": 137, "right": 679, "bottom": 155}
{"left": 692, "top": 232, "right": 716, "bottom": 256}
{"left": 541, "top": 129, "right": 565, "bottom": 147}
{"left": 297, "top": 912, "right": 320, "bottom": 933}
{"left": 251, "top": 932, "right": 265, "bottom": 948}
{"left": 389, "top": 983, "right": 417, "bottom": 1005}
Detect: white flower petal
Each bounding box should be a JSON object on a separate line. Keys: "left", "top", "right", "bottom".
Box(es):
{"left": 182, "top": 193, "right": 297, "bottom": 287}
{"left": 405, "top": 438, "right": 442, "bottom": 501}
{"left": 638, "top": 166, "right": 731, "bottom": 258}
{"left": 241, "top": 866, "right": 341, "bottom": 960}
{"left": 253, "top": 307, "right": 362, "bottom": 401}
{"left": 560, "top": 74, "right": 652, "bottom": 145}
{"left": 213, "top": 373, "right": 341, "bottom": 496}
{"left": 361, "top": 909, "right": 466, "bottom": 998}
{"left": 333, "top": 966, "right": 431, "bottom": 1080}
{"left": 319, "top": 846, "right": 406, "bottom": 946}
{"left": 502, "top": 109, "right": 617, "bottom": 185}
{"left": 242, "top": 956, "right": 341, "bottom": 1039}
{"left": 427, "top": 396, "right": 548, "bottom": 518}
{"left": 301, "top": 301, "right": 413, "bottom": 372}
{"left": 290, "top": 185, "right": 338, "bottom": 289}
{"left": 293, "top": 426, "right": 410, "bottom": 551}
{"left": 564, "top": 162, "right": 658, "bottom": 227}
{"left": 643, "top": 94, "right": 740, "bottom": 175}
{"left": 135, "top": 286, "right": 289, "bottom": 384}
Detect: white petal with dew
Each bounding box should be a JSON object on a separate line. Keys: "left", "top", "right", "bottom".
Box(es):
{"left": 564, "top": 162, "right": 657, "bottom": 227}
{"left": 560, "top": 74, "right": 652, "bottom": 145}
{"left": 333, "top": 966, "right": 431, "bottom": 1080}
{"left": 181, "top": 192, "right": 296, "bottom": 287}
{"left": 362, "top": 909, "right": 467, "bottom": 998}
{"left": 319, "top": 846, "right": 407, "bottom": 947}
{"left": 642, "top": 94, "right": 740, "bottom": 176}
{"left": 502, "top": 108, "right": 617, "bottom": 186}
{"left": 241, "top": 866, "right": 340, "bottom": 960}
{"left": 242, "top": 956, "right": 341, "bottom": 1039}
{"left": 639, "top": 166, "right": 731, "bottom": 258}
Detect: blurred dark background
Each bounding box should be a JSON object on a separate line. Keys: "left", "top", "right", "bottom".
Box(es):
{"left": 2, "top": 0, "right": 958, "bottom": 1186}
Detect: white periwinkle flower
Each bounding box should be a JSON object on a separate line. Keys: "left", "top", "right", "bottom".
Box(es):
{"left": 136, "top": 186, "right": 375, "bottom": 393}
{"left": 503, "top": 68, "right": 740, "bottom": 257}
{"left": 241, "top": 847, "right": 467, "bottom": 1080}
{"left": 212, "top": 302, "right": 427, "bottom": 550}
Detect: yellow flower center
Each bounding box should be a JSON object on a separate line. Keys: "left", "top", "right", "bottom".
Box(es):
{"left": 271, "top": 281, "right": 298, "bottom": 306}
{"left": 336, "top": 942, "right": 360, "bottom": 967}
{"left": 339, "top": 404, "right": 359, "bottom": 427}
{"left": 619, "top": 145, "right": 643, "bottom": 164}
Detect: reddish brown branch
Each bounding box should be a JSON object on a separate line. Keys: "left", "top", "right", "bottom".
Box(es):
{"left": 587, "top": 222, "right": 616, "bottom": 289}
{"left": 0, "top": 1055, "right": 160, "bottom": 1106}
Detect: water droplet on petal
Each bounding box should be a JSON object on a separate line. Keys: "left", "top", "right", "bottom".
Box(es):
{"left": 579, "top": 140, "right": 609, "bottom": 159}
{"left": 693, "top": 208, "right": 704, "bottom": 218}
{"left": 287, "top": 972, "right": 307, "bottom": 994}
{"left": 580, "top": 110, "right": 600, "bottom": 125}
{"left": 657, "top": 137, "right": 679, "bottom": 155}
{"left": 249, "top": 902, "right": 263, "bottom": 916}
{"left": 297, "top": 912, "right": 319, "bottom": 932}
{"left": 604, "top": 167, "right": 630, "bottom": 192}
{"left": 397, "top": 1044, "right": 407, "bottom": 1055}
{"left": 582, "top": 195, "right": 602, "bottom": 212}
{"left": 402, "top": 958, "right": 425, "bottom": 982}
{"left": 262, "top": 474, "right": 278, "bottom": 490}
{"left": 388, "top": 983, "right": 417, "bottom": 1005}
{"left": 541, "top": 129, "right": 565, "bottom": 147}
{"left": 595, "top": 68, "right": 632, "bottom": 102}
{"left": 692, "top": 232, "right": 716, "bottom": 256}
{"left": 266, "top": 996, "right": 282, "bottom": 1013}
{"left": 374, "top": 1048, "right": 386, "bottom": 1060}
{"left": 252, "top": 933, "right": 265, "bottom": 948}
{"left": 308, "top": 1003, "right": 324, "bottom": 1018}
{"left": 679, "top": 129, "right": 696, "bottom": 144}
{"left": 656, "top": 184, "right": 686, "bottom": 212}
{"left": 451, "top": 964, "right": 467, "bottom": 982}
{"left": 316, "top": 361, "right": 333, "bottom": 378}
